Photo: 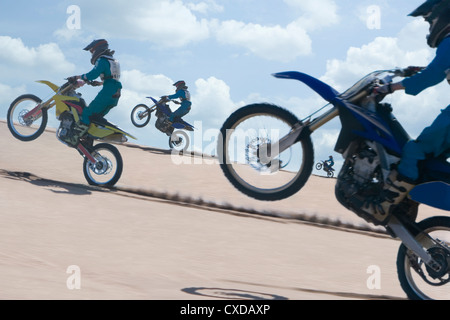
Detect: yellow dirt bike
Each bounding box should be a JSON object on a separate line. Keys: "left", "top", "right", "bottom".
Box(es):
{"left": 7, "top": 79, "right": 136, "bottom": 187}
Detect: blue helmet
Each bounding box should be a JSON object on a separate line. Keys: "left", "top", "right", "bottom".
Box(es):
{"left": 409, "top": 0, "right": 450, "bottom": 48}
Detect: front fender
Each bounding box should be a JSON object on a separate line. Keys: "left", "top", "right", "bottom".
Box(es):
{"left": 36, "top": 80, "right": 60, "bottom": 93}
{"left": 272, "top": 71, "right": 340, "bottom": 103}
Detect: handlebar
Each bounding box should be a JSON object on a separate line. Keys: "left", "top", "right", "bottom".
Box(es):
{"left": 66, "top": 77, "right": 102, "bottom": 88}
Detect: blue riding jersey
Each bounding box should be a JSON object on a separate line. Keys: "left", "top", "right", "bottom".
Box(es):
{"left": 402, "top": 37, "right": 450, "bottom": 95}
{"left": 168, "top": 89, "right": 192, "bottom": 121}
{"left": 398, "top": 36, "right": 450, "bottom": 181}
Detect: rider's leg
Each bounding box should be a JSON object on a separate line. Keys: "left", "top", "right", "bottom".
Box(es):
{"left": 377, "top": 106, "right": 450, "bottom": 215}
{"left": 81, "top": 87, "right": 120, "bottom": 125}
{"left": 397, "top": 106, "right": 450, "bottom": 180}
{"left": 169, "top": 101, "right": 191, "bottom": 122}
{"left": 66, "top": 88, "right": 120, "bottom": 146}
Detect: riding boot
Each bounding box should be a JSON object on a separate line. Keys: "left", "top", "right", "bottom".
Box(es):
{"left": 376, "top": 169, "right": 416, "bottom": 216}
{"left": 65, "top": 122, "right": 90, "bottom": 147}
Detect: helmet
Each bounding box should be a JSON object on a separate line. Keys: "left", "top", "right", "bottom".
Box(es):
{"left": 409, "top": 0, "right": 450, "bottom": 48}
{"left": 83, "top": 39, "right": 109, "bottom": 65}
{"left": 173, "top": 80, "right": 187, "bottom": 91}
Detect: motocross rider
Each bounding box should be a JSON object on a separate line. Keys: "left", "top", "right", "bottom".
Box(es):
{"left": 162, "top": 80, "right": 192, "bottom": 123}
{"left": 374, "top": 0, "right": 450, "bottom": 217}
{"left": 65, "top": 39, "right": 122, "bottom": 146}
{"left": 325, "top": 155, "right": 334, "bottom": 171}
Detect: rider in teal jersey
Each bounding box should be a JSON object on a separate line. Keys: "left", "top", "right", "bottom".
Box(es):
{"left": 65, "top": 39, "right": 122, "bottom": 146}
{"left": 374, "top": 0, "right": 450, "bottom": 217}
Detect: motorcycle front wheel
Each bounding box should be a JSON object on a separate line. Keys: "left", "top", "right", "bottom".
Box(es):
{"left": 7, "top": 94, "right": 48, "bottom": 141}
{"left": 397, "top": 216, "right": 450, "bottom": 300}
{"left": 83, "top": 143, "right": 123, "bottom": 187}
{"left": 218, "top": 103, "right": 314, "bottom": 201}
{"left": 131, "top": 104, "right": 151, "bottom": 128}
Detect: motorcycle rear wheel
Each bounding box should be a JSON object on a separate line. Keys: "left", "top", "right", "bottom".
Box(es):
{"left": 169, "top": 130, "right": 190, "bottom": 152}
{"left": 218, "top": 103, "right": 314, "bottom": 201}
{"left": 397, "top": 216, "right": 450, "bottom": 300}
{"left": 7, "top": 94, "right": 48, "bottom": 141}
{"left": 131, "top": 104, "right": 151, "bottom": 128}
{"left": 83, "top": 143, "right": 123, "bottom": 187}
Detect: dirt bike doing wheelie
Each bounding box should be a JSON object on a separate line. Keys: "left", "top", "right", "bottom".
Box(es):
{"left": 218, "top": 67, "right": 450, "bottom": 300}
{"left": 7, "top": 79, "right": 136, "bottom": 187}
{"left": 130, "top": 96, "right": 194, "bottom": 151}
{"left": 315, "top": 160, "right": 335, "bottom": 178}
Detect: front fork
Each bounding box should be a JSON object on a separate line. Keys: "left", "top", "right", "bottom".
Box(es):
{"left": 258, "top": 106, "right": 339, "bottom": 164}
{"left": 140, "top": 105, "right": 156, "bottom": 119}
{"left": 387, "top": 216, "right": 443, "bottom": 273}
{"left": 77, "top": 141, "right": 97, "bottom": 164}
{"left": 23, "top": 101, "right": 55, "bottom": 124}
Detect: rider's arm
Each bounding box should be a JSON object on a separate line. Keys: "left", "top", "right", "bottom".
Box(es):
{"left": 401, "top": 37, "right": 450, "bottom": 96}
{"left": 81, "top": 58, "right": 108, "bottom": 82}
{"left": 168, "top": 90, "right": 185, "bottom": 100}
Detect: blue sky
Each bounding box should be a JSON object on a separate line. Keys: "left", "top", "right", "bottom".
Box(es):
{"left": 1, "top": 0, "right": 447, "bottom": 170}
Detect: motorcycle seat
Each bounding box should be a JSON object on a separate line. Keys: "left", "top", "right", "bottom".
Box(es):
{"left": 91, "top": 116, "right": 118, "bottom": 129}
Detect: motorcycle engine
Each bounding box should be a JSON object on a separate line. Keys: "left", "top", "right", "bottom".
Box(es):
{"left": 155, "top": 114, "right": 173, "bottom": 135}
{"left": 57, "top": 112, "right": 75, "bottom": 140}
{"left": 335, "top": 141, "right": 387, "bottom": 225}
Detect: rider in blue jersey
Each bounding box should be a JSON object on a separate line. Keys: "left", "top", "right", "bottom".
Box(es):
{"left": 326, "top": 155, "right": 334, "bottom": 168}
{"left": 163, "top": 80, "right": 192, "bottom": 123}
{"left": 375, "top": 0, "right": 450, "bottom": 217}
{"left": 65, "top": 39, "right": 122, "bottom": 146}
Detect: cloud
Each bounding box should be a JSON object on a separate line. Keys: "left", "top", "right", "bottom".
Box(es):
{"left": 191, "top": 76, "right": 236, "bottom": 127}
{"left": 0, "top": 36, "right": 75, "bottom": 77}
{"left": 57, "top": 0, "right": 339, "bottom": 62}
{"left": 0, "top": 83, "right": 27, "bottom": 113}
{"left": 283, "top": 0, "right": 340, "bottom": 30}
{"left": 72, "top": 0, "right": 210, "bottom": 48}
{"left": 187, "top": 0, "right": 224, "bottom": 14}
{"left": 319, "top": 19, "right": 444, "bottom": 138}
{"left": 320, "top": 21, "right": 433, "bottom": 92}
{"left": 212, "top": 0, "right": 339, "bottom": 62}
{"left": 121, "top": 69, "right": 174, "bottom": 96}
{"left": 213, "top": 20, "right": 312, "bottom": 62}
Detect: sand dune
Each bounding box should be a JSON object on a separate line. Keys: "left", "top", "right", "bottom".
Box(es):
{"left": 0, "top": 120, "right": 447, "bottom": 300}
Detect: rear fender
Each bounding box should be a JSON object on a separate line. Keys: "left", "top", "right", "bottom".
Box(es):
{"left": 89, "top": 123, "right": 137, "bottom": 140}
{"left": 409, "top": 182, "right": 450, "bottom": 211}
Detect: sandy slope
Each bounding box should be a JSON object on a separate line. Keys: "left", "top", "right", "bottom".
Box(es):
{"left": 0, "top": 120, "right": 447, "bottom": 300}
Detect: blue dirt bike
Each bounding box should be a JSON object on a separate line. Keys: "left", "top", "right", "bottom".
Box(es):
{"left": 315, "top": 160, "right": 335, "bottom": 178}
{"left": 131, "top": 96, "right": 194, "bottom": 151}
{"left": 218, "top": 67, "right": 450, "bottom": 300}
